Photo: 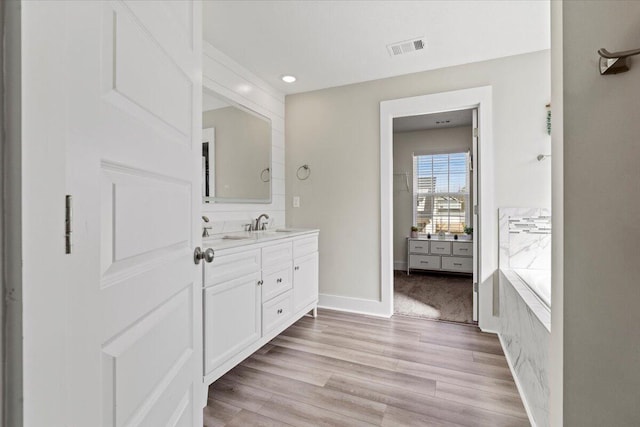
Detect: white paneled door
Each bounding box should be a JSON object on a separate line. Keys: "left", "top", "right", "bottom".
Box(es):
{"left": 62, "top": 2, "right": 202, "bottom": 425}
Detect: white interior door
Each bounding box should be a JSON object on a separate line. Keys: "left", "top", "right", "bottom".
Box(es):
{"left": 472, "top": 108, "right": 479, "bottom": 322}
{"left": 59, "top": 2, "right": 202, "bottom": 425}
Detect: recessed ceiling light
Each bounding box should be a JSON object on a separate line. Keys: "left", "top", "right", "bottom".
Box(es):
{"left": 281, "top": 75, "right": 296, "bottom": 83}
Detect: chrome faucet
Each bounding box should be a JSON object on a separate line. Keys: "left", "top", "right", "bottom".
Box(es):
{"left": 253, "top": 213, "right": 270, "bottom": 231}
{"left": 202, "top": 216, "right": 212, "bottom": 237}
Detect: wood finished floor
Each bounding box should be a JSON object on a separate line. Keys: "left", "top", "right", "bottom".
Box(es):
{"left": 204, "top": 309, "right": 529, "bottom": 427}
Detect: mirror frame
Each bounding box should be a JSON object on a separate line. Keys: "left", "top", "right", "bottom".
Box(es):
{"left": 202, "top": 87, "right": 272, "bottom": 205}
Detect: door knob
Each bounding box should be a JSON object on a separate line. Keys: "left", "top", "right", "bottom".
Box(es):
{"left": 194, "top": 247, "right": 215, "bottom": 264}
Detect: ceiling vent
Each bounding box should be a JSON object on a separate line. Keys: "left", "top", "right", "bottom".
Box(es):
{"left": 387, "top": 37, "right": 427, "bottom": 57}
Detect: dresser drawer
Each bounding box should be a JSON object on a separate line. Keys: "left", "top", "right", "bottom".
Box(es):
{"left": 452, "top": 242, "right": 472, "bottom": 256}
{"left": 262, "top": 242, "right": 293, "bottom": 267}
{"left": 442, "top": 256, "right": 473, "bottom": 272}
{"left": 409, "top": 255, "right": 441, "bottom": 270}
{"left": 293, "top": 235, "right": 318, "bottom": 258}
{"left": 261, "top": 262, "right": 292, "bottom": 302}
{"left": 408, "top": 240, "right": 429, "bottom": 254}
{"left": 430, "top": 241, "right": 452, "bottom": 255}
{"left": 205, "top": 248, "right": 261, "bottom": 287}
{"left": 262, "top": 290, "right": 293, "bottom": 336}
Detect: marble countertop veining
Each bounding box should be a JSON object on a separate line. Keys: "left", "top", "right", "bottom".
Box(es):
{"left": 204, "top": 228, "right": 319, "bottom": 251}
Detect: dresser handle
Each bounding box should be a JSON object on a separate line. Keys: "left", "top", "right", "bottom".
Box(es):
{"left": 277, "top": 308, "right": 283, "bottom": 314}
{"left": 277, "top": 278, "right": 282, "bottom": 283}
{"left": 294, "top": 266, "right": 299, "bottom": 271}
{"left": 420, "top": 261, "right": 429, "bottom": 264}
{"left": 415, "top": 246, "right": 423, "bottom": 249}
{"left": 257, "top": 280, "right": 263, "bottom": 286}
{"left": 454, "top": 263, "right": 462, "bottom": 266}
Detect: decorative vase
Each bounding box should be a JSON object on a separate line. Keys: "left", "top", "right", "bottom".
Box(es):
{"left": 410, "top": 231, "right": 418, "bottom": 238}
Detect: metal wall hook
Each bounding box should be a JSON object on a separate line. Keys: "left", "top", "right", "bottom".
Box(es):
{"left": 598, "top": 47, "right": 640, "bottom": 75}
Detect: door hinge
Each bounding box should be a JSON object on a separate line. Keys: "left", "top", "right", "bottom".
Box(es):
{"left": 473, "top": 282, "right": 478, "bottom": 292}
{"left": 65, "top": 195, "right": 73, "bottom": 254}
{"left": 473, "top": 128, "right": 478, "bottom": 138}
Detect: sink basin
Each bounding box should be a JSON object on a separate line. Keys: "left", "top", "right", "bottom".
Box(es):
{"left": 222, "top": 235, "right": 252, "bottom": 240}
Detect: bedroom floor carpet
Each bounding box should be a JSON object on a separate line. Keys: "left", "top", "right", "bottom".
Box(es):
{"left": 394, "top": 270, "right": 474, "bottom": 324}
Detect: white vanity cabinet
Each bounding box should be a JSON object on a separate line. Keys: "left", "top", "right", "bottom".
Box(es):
{"left": 202, "top": 230, "right": 319, "bottom": 388}
{"left": 407, "top": 237, "right": 473, "bottom": 274}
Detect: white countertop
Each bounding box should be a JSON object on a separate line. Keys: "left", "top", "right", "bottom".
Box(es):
{"left": 408, "top": 236, "right": 473, "bottom": 243}
{"left": 204, "top": 228, "right": 319, "bottom": 251}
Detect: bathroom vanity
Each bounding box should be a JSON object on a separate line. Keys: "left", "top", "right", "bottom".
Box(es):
{"left": 407, "top": 237, "right": 473, "bottom": 274}
{"left": 201, "top": 229, "right": 319, "bottom": 389}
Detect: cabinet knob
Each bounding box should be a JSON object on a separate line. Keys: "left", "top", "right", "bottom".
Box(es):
{"left": 294, "top": 266, "right": 299, "bottom": 271}
{"left": 277, "top": 278, "right": 282, "bottom": 283}
{"left": 277, "top": 308, "right": 283, "bottom": 314}
{"left": 257, "top": 280, "right": 263, "bottom": 286}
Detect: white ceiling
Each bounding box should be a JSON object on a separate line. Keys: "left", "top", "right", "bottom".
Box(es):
{"left": 202, "top": 1, "right": 550, "bottom": 95}
{"left": 394, "top": 109, "right": 473, "bottom": 133}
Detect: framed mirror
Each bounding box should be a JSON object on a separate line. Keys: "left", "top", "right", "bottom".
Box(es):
{"left": 202, "top": 88, "right": 272, "bottom": 204}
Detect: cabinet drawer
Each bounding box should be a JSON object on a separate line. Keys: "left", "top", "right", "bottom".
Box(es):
{"left": 262, "top": 242, "right": 293, "bottom": 268}
{"left": 262, "top": 290, "right": 293, "bottom": 336}
{"left": 430, "top": 241, "right": 452, "bottom": 255}
{"left": 262, "top": 262, "right": 292, "bottom": 302}
{"left": 442, "top": 256, "right": 473, "bottom": 272}
{"left": 293, "top": 235, "right": 318, "bottom": 258}
{"left": 452, "top": 242, "right": 472, "bottom": 256}
{"left": 409, "top": 255, "right": 441, "bottom": 270}
{"left": 408, "top": 240, "right": 429, "bottom": 254}
{"left": 205, "top": 248, "right": 261, "bottom": 287}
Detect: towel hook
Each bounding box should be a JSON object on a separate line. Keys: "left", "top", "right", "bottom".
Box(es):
{"left": 597, "top": 47, "right": 640, "bottom": 75}
{"left": 296, "top": 164, "right": 311, "bottom": 180}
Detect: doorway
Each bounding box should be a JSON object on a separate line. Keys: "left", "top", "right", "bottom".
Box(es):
{"left": 392, "top": 110, "right": 475, "bottom": 323}
{"left": 380, "top": 86, "right": 496, "bottom": 330}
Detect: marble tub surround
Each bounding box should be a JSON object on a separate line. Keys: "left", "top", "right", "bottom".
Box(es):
{"left": 500, "top": 270, "right": 550, "bottom": 427}
{"left": 499, "top": 208, "right": 551, "bottom": 271}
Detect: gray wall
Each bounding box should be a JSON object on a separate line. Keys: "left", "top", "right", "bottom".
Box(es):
{"left": 562, "top": 2, "right": 640, "bottom": 425}
{"left": 392, "top": 127, "right": 471, "bottom": 268}
{"left": 3, "top": 1, "right": 22, "bottom": 425}
{"left": 286, "top": 50, "right": 550, "bottom": 302}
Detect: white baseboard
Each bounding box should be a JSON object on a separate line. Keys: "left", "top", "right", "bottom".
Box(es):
{"left": 318, "top": 293, "right": 392, "bottom": 318}
{"left": 498, "top": 334, "right": 537, "bottom": 427}
{"left": 393, "top": 261, "right": 407, "bottom": 271}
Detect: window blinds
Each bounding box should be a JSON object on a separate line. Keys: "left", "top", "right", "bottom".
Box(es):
{"left": 413, "top": 152, "right": 470, "bottom": 234}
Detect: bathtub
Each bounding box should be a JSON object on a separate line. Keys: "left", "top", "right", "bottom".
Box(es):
{"left": 513, "top": 268, "right": 551, "bottom": 308}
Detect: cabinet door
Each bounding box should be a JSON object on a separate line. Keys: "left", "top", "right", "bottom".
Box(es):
{"left": 203, "top": 272, "right": 261, "bottom": 376}
{"left": 293, "top": 252, "right": 319, "bottom": 313}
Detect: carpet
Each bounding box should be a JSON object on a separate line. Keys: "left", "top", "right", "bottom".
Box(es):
{"left": 394, "top": 270, "right": 474, "bottom": 324}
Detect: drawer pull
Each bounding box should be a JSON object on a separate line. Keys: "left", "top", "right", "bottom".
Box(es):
{"left": 294, "top": 266, "right": 300, "bottom": 271}
{"left": 420, "top": 261, "right": 429, "bottom": 264}
{"left": 459, "top": 248, "right": 468, "bottom": 251}
{"left": 277, "top": 308, "right": 283, "bottom": 314}
{"left": 454, "top": 263, "right": 463, "bottom": 266}
{"left": 414, "top": 246, "right": 424, "bottom": 249}
{"left": 257, "top": 280, "right": 263, "bottom": 286}
{"left": 435, "top": 247, "right": 444, "bottom": 250}
{"left": 277, "top": 278, "right": 282, "bottom": 283}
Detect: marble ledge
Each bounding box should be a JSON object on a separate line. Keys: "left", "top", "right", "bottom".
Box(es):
{"left": 501, "top": 269, "right": 551, "bottom": 332}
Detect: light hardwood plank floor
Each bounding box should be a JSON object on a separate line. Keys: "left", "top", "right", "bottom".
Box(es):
{"left": 205, "top": 309, "right": 529, "bottom": 427}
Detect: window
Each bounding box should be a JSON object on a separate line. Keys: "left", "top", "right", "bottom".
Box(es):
{"left": 413, "top": 152, "right": 470, "bottom": 234}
